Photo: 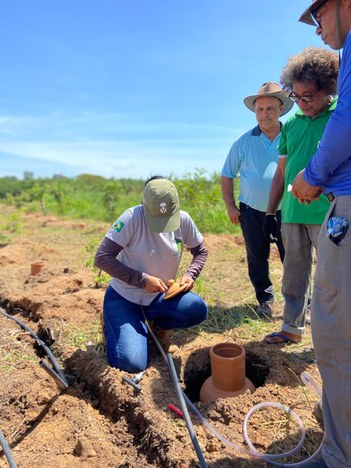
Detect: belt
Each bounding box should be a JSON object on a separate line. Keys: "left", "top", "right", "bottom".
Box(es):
{"left": 326, "top": 192, "right": 335, "bottom": 202}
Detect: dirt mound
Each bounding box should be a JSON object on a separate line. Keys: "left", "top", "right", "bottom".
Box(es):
{"left": 0, "top": 210, "right": 322, "bottom": 467}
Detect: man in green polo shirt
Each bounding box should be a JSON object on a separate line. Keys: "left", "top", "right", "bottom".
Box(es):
{"left": 263, "top": 46, "right": 339, "bottom": 344}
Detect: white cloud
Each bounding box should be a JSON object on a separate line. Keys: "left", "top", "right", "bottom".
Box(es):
{"left": 0, "top": 110, "right": 245, "bottom": 179}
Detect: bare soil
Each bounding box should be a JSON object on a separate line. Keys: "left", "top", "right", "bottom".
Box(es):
{"left": 0, "top": 208, "right": 323, "bottom": 468}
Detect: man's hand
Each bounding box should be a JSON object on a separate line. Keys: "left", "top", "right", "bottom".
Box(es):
{"left": 144, "top": 275, "right": 168, "bottom": 293}
{"left": 263, "top": 214, "right": 279, "bottom": 243}
{"left": 226, "top": 205, "right": 241, "bottom": 224}
{"left": 292, "top": 170, "right": 323, "bottom": 204}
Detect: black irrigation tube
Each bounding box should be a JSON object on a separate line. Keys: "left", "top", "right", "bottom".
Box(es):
{"left": 166, "top": 353, "right": 208, "bottom": 468}
{"left": 0, "top": 307, "right": 68, "bottom": 390}
{"left": 145, "top": 317, "right": 207, "bottom": 467}
{"left": 0, "top": 430, "right": 17, "bottom": 468}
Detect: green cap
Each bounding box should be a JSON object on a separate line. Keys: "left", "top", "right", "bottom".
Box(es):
{"left": 142, "top": 179, "right": 180, "bottom": 233}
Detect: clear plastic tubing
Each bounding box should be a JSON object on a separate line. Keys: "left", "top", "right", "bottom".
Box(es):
{"left": 185, "top": 371, "right": 323, "bottom": 466}
{"left": 146, "top": 318, "right": 323, "bottom": 467}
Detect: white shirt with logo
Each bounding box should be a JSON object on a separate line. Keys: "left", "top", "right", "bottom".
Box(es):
{"left": 106, "top": 205, "right": 203, "bottom": 305}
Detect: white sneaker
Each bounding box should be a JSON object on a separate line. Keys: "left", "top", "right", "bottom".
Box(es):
{"left": 306, "top": 307, "right": 311, "bottom": 325}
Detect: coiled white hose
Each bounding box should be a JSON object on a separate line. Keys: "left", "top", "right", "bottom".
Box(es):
{"left": 146, "top": 317, "right": 323, "bottom": 467}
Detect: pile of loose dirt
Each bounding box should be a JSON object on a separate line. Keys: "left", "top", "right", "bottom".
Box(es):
{"left": 0, "top": 210, "right": 323, "bottom": 467}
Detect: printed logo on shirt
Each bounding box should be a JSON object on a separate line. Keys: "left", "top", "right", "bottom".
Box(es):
{"left": 112, "top": 220, "right": 125, "bottom": 232}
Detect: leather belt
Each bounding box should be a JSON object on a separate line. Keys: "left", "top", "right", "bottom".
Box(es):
{"left": 326, "top": 192, "right": 335, "bottom": 202}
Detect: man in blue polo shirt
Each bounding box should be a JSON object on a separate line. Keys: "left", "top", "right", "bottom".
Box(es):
{"left": 221, "top": 82, "right": 293, "bottom": 317}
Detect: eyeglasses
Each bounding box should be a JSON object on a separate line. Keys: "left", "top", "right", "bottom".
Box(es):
{"left": 289, "top": 89, "right": 320, "bottom": 103}
{"left": 311, "top": 0, "right": 330, "bottom": 27}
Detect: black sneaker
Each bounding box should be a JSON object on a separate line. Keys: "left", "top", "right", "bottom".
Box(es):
{"left": 314, "top": 399, "right": 323, "bottom": 426}
{"left": 256, "top": 302, "right": 273, "bottom": 318}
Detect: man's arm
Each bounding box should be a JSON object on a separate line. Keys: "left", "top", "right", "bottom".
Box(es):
{"left": 293, "top": 42, "right": 351, "bottom": 197}
{"left": 221, "top": 176, "right": 241, "bottom": 224}
{"left": 266, "top": 157, "right": 286, "bottom": 214}
{"left": 263, "top": 157, "right": 286, "bottom": 243}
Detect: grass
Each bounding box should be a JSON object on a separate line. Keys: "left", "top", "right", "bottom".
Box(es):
{"left": 0, "top": 202, "right": 323, "bottom": 466}
{"left": 0, "top": 328, "right": 36, "bottom": 373}
{"left": 61, "top": 321, "right": 103, "bottom": 348}
{"left": 0, "top": 349, "right": 36, "bottom": 373}
{"left": 0, "top": 202, "right": 298, "bottom": 357}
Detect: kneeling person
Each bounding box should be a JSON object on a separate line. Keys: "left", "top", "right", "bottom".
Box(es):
{"left": 94, "top": 176, "right": 208, "bottom": 372}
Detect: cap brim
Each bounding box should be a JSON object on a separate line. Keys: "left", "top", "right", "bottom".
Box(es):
{"left": 144, "top": 208, "right": 180, "bottom": 233}
{"left": 243, "top": 92, "right": 294, "bottom": 116}
{"left": 298, "top": 0, "right": 326, "bottom": 26}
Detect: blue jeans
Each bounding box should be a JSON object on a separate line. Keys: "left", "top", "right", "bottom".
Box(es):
{"left": 239, "top": 203, "right": 284, "bottom": 304}
{"left": 103, "top": 285, "right": 208, "bottom": 372}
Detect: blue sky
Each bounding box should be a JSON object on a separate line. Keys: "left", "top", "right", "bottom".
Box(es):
{"left": 0, "top": 1, "right": 324, "bottom": 180}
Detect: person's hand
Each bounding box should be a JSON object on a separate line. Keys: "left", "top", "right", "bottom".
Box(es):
{"left": 179, "top": 275, "right": 195, "bottom": 291}
{"left": 263, "top": 214, "right": 279, "bottom": 243}
{"left": 291, "top": 171, "right": 323, "bottom": 204}
{"left": 144, "top": 275, "right": 168, "bottom": 293}
{"left": 227, "top": 206, "right": 241, "bottom": 224}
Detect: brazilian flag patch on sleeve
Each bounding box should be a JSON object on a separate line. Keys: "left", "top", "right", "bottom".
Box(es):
{"left": 112, "top": 220, "right": 125, "bottom": 232}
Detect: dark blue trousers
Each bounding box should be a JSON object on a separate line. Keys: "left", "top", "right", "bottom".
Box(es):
{"left": 239, "top": 202, "right": 284, "bottom": 304}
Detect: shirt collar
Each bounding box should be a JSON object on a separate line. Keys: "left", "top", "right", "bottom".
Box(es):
{"left": 251, "top": 122, "right": 282, "bottom": 136}
{"left": 295, "top": 96, "right": 338, "bottom": 119}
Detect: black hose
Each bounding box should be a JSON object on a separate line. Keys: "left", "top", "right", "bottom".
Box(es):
{"left": 39, "top": 360, "right": 69, "bottom": 390}
{"left": 122, "top": 376, "right": 142, "bottom": 392}
{"left": 0, "top": 430, "right": 17, "bottom": 468}
{"left": 0, "top": 307, "right": 68, "bottom": 389}
{"left": 166, "top": 353, "right": 207, "bottom": 467}
{"left": 144, "top": 315, "right": 207, "bottom": 466}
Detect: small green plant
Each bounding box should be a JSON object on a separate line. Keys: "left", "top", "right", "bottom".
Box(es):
{"left": 61, "top": 322, "right": 102, "bottom": 348}
{"left": 0, "top": 233, "right": 10, "bottom": 246}
{"left": 0, "top": 349, "right": 36, "bottom": 373}
{"left": 2, "top": 211, "right": 25, "bottom": 234}
{"left": 85, "top": 238, "right": 110, "bottom": 288}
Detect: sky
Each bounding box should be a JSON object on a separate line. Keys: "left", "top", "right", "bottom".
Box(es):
{"left": 0, "top": 1, "right": 325, "bottom": 181}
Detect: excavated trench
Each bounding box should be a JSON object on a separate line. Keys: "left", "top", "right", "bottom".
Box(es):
{"left": 0, "top": 212, "right": 323, "bottom": 467}
{"left": 0, "top": 296, "right": 322, "bottom": 468}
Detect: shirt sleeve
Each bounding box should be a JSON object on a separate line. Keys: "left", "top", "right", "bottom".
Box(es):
{"left": 184, "top": 242, "right": 208, "bottom": 280}
{"left": 94, "top": 237, "right": 147, "bottom": 288}
{"left": 179, "top": 212, "right": 207, "bottom": 280}
{"left": 221, "top": 140, "right": 241, "bottom": 178}
{"left": 304, "top": 37, "right": 351, "bottom": 186}
{"left": 105, "top": 208, "right": 134, "bottom": 247}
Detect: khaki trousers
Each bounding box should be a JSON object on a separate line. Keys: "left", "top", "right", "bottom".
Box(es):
{"left": 312, "top": 195, "right": 351, "bottom": 467}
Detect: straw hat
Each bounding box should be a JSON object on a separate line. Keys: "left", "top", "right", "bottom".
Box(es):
{"left": 299, "top": 0, "right": 327, "bottom": 26}
{"left": 243, "top": 82, "right": 293, "bottom": 116}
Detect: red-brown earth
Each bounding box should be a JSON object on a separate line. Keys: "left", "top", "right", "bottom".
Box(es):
{"left": 0, "top": 208, "right": 323, "bottom": 467}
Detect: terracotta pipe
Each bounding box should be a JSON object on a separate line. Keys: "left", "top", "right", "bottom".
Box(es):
{"left": 31, "top": 261, "right": 44, "bottom": 276}
{"left": 200, "top": 342, "right": 255, "bottom": 402}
